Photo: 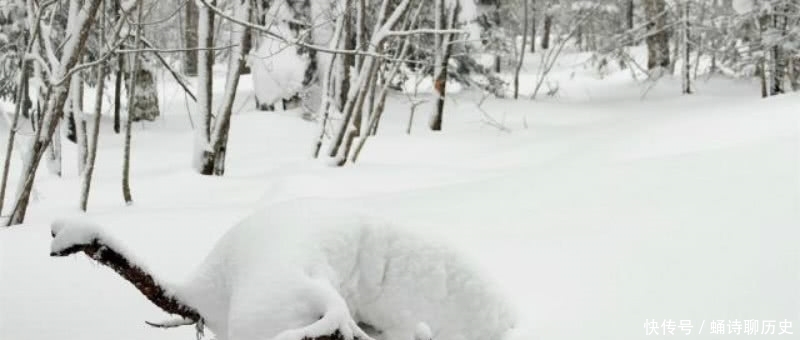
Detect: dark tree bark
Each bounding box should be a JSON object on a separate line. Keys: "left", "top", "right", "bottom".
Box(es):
{"left": 113, "top": 0, "right": 122, "bottom": 134}
{"left": 429, "top": 0, "right": 460, "bottom": 131}
{"left": 183, "top": 0, "right": 199, "bottom": 76}
{"left": 339, "top": 0, "right": 354, "bottom": 113}
{"left": 50, "top": 234, "right": 202, "bottom": 321}
{"left": 129, "top": 68, "right": 160, "bottom": 122}
{"left": 113, "top": 55, "right": 122, "bottom": 133}
{"left": 514, "top": 0, "right": 529, "bottom": 99}
{"left": 644, "top": 0, "right": 670, "bottom": 70}
{"left": 626, "top": 0, "right": 634, "bottom": 31}
{"left": 529, "top": 0, "right": 536, "bottom": 53}
{"left": 541, "top": 12, "right": 551, "bottom": 50}
{"left": 493, "top": 2, "right": 502, "bottom": 73}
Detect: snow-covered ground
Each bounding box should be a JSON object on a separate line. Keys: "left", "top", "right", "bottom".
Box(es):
{"left": 1, "top": 48, "right": 798, "bottom": 340}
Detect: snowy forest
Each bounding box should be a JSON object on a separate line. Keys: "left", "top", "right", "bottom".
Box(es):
{"left": 0, "top": 0, "right": 798, "bottom": 339}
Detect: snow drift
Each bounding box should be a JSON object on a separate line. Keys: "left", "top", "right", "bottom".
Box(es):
{"left": 49, "top": 200, "right": 517, "bottom": 340}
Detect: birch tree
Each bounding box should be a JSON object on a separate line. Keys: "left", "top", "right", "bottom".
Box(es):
{"left": 7, "top": 0, "right": 105, "bottom": 225}
{"left": 194, "top": 0, "right": 252, "bottom": 176}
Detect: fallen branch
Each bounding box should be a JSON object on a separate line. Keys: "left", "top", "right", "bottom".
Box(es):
{"left": 50, "top": 229, "right": 202, "bottom": 322}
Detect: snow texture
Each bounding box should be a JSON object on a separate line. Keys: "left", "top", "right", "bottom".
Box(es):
{"left": 732, "top": 0, "right": 754, "bottom": 14}
{"left": 174, "top": 200, "right": 517, "bottom": 340}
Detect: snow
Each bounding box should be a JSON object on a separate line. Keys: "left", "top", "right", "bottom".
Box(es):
{"left": 168, "top": 201, "right": 516, "bottom": 340}
{"left": 50, "top": 217, "right": 103, "bottom": 254}
{"left": 1, "top": 43, "right": 799, "bottom": 340}
{"left": 248, "top": 0, "right": 309, "bottom": 107}
{"left": 249, "top": 39, "right": 308, "bottom": 106}
{"left": 732, "top": 0, "right": 755, "bottom": 14}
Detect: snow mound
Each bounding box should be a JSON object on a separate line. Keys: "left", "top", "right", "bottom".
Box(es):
{"left": 249, "top": 40, "right": 308, "bottom": 106}
{"left": 174, "top": 200, "right": 517, "bottom": 340}
{"left": 50, "top": 217, "right": 104, "bottom": 255}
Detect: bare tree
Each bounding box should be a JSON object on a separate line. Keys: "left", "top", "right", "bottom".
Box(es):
{"left": 195, "top": 0, "right": 252, "bottom": 176}
{"left": 7, "top": 0, "right": 105, "bottom": 225}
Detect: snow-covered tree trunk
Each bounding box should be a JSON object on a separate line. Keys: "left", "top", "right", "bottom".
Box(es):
{"left": 193, "top": 0, "right": 215, "bottom": 173}
{"left": 312, "top": 13, "right": 345, "bottom": 159}
{"left": 328, "top": 0, "right": 415, "bottom": 160}
{"left": 196, "top": 0, "right": 252, "bottom": 176}
{"left": 7, "top": 0, "right": 104, "bottom": 225}
{"left": 71, "top": 73, "right": 89, "bottom": 173}
{"left": 645, "top": 0, "right": 670, "bottom": 71}
{"left": 81, "top": 58, "right": 105, "bottom": 211}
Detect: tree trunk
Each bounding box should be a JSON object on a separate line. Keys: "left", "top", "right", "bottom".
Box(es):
{"left": 529, "top": 0, "right": 536, "bottom": 53}
{"left": 194, "top": 0, "right": 215, "bottom": 174}
{"left": 338, "top": 0, "right": 354, "bottom": 113}
{"left": 113, "top": 0, "right": 122, "bottom": 134}
{"left": 514, "top": 0, "right": 529, "bottom": 99}
{"left": 312, "top": 15, "right": 344, "bottom": 159}
{"left": 429, "top": 0, "right": 459, "bottom": 131}
{"left": 81, "top": 62, "right": 105, "bottom": 211}
{"left": 197, "top": 0, "right": 252, "bottom": 176}
{"left": 681, "top": 0, "right": 691, "bottom": 94}
{"left": 183, "top": 0, "right": 199, "bottom": 77}
{"left": 0, "top": 48, "right": 34, "bottom": 216}
{"left": 130, "top": 68, "right": 160, "bottom": 122}
{"left": 770, "top": 4, "right": 788, "bottom": 96}
{"left": 72, "top": 73, "right": 89, "bottom": 173}
{"left": 7, "top": 0, "right": 104, "bottom": 225}
{"left": 493, "top": 2, "right": 502, "bottom": 73}
{"left": 113, "top": 55, "right": 122, "bottom": 133}
{"left": 541, "top": 12, "right": 552, "bottom": 50}
{"left": 644, "top": 0, "right": 670, "bottom": 71}
{"left": 626, "top": 0, "right": 634, "bottom": 31}
{"left": 122, "top": 0, "right": 144, "bottom": 205}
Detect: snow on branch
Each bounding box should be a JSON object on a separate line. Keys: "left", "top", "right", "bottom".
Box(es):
{"left": 195, "top": 0, "right": 461, "bottom": 61}
{"left": 49, "top": 218, "right": 202, "bottom": 322}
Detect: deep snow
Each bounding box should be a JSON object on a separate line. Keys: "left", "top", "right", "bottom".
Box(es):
{"left": 1, "top": 46, "right": 799, "bottom": 340}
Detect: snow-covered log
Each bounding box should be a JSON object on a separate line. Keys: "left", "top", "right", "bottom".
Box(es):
{"left": 49, "top": 201, "right": 516, "bottom": 340}
{"left": 50, "top": 218, "right": 202, "bottom": 321}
